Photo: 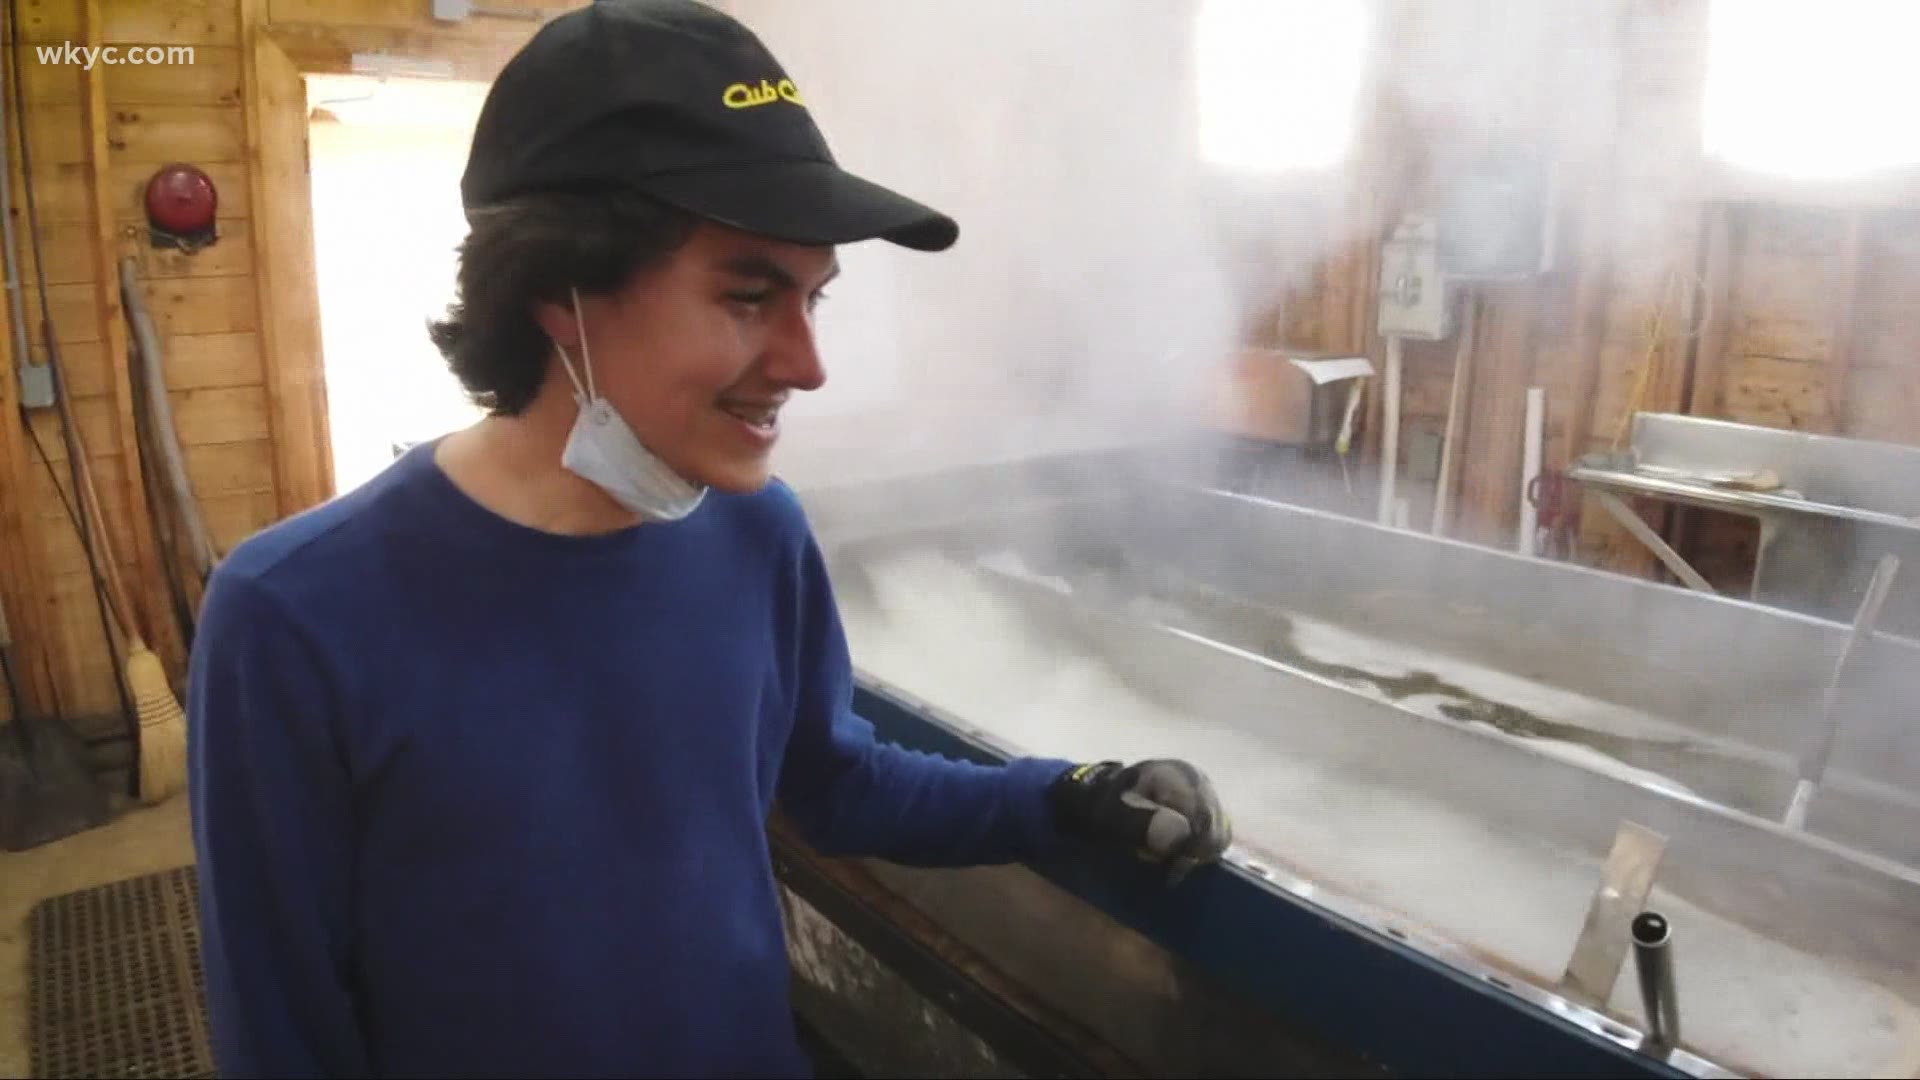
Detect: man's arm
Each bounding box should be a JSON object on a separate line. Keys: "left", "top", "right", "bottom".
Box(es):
{"left": 774, "top": 531, "right": 1230, "bottom": 876}
{"left": 187, "top": 568, "right": 371, "bottom": 1078}
{"left": 773, "top": 532, "right": 1075, "bottom": 866}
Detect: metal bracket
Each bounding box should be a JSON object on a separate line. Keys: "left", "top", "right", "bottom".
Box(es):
{"left": 1591, "top": 491, "right": 1716, "bottom": 594}
{"left": 1560, "top": 821, "right": 1668, "bottom": 1008}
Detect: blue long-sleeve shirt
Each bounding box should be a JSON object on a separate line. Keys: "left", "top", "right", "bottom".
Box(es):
{"left": 186, "top": 442, "right": 1074, "bottom": 1078}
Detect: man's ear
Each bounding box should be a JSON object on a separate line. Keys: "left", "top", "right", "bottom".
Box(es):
{"left": 531, "top": 293, "right": 580, "bottom": 352}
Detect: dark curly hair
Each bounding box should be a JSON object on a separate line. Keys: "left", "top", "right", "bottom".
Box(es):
{"left": 428, "top": 188, "right": 699, "bottom": 416}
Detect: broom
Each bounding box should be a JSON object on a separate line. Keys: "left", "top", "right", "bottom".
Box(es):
{"left": 38, "top": 322, "right": 187, "bottom": 806}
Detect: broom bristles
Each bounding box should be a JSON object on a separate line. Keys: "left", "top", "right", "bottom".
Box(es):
{"left": 127, "top": 644, "right": 187, "bottom": 805}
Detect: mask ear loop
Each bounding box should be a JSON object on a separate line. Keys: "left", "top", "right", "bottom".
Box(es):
{"left": 570, "top": 286, "right": 597, "bottom": 401}
{"left": 554, "top": 286, "right": 595, "bottom": 405}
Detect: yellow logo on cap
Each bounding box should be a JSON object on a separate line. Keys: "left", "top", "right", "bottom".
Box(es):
{"left": 723, "top": 78, "right": 803, "bottom": 109}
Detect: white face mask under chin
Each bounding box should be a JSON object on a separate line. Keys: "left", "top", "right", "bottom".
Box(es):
{"left": 553, "top": 289, "right": 707, "bottom": 523}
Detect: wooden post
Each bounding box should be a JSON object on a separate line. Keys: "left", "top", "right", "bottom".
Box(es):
{"left": 1823, "top": 209, "right": 1867, "bottom": 436}
{"left": 1683, "top": 203, "right": 1735, "bottom": 419}
{"left": 242, "top": 4, "right": 335, "bottom": 517}
{"left": 1456, "top": 287, "right": 1540, "bottom": 548}
{"left": 81, "top": 0, "right": 186, "bottom": 677}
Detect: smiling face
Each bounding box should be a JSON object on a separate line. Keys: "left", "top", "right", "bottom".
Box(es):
{"left": 535, "top": 221, "right": 838, "bottom": 494}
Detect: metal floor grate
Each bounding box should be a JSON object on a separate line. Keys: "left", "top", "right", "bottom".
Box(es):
{"left": 28, "top": 865, "right": 215, "bottom": 1079}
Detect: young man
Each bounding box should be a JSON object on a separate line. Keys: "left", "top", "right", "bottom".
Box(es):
{"left": 186, "top": 1, "right": 1230, "bottom": 1076}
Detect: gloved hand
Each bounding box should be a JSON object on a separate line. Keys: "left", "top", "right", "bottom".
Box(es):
{"left": 1047, "top": 759, "right": 1231, "bottom": 884}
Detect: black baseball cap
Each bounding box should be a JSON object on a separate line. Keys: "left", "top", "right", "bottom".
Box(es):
{"left": 460, "top": 0, "right": 958, "bottom": 252}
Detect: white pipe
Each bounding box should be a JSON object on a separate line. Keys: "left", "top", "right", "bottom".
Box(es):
{"left": 1376, "top": 335, "right": 1402, "bottom": 527}
{"left": 1519, "top": 386, "right": 1545, "bottom": 556}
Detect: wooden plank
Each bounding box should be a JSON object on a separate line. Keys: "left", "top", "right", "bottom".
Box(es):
{"left": 13, "top": 162, "right": 94, "bottom": 222}
{"left": 34, "top": 493, "right": 143, "bottom": 585}
{"left": 246, "top": 22, "right": 336, "bottom": 514}
{"left": 1432, "top": 295, "right": 1480, "bottom": 537}
{"left": 170, "top": 384, "right": 271, "bottom": 446}
{"left": 1196, "top": 350, "right": 1319, "bottom": 444}
{"left": 1847, "top": 365, "right": 1920, "bottom": 448}
{"left": 159, "top": 330, "right": 264, "bottom": 390}
{"left": 0, "top": 257, "right": 66, "bottom": 720}
{"left": 107, "top": 46, "right": 245, "bottom": 105}
{"left": 23, "top": 337, "right": 256, "bottom": 422}
{"left": 1731, "top": 312, "right": 1831, "bottom": 366}
{"left": 18, "top": 57, "right": 84, "bottom": 108}
{"left": 1824, "top": 210, "right": 1866, "bottom": 437}
{"left": 1561, "top": 202, "right": 1617, "bottom": 464}
{"left": 108, "top": 104, "right": 249, "bottom": 165}
{"left": 22, "top": 46, "right": 239, "bottom": 105}
{"left": 30, "top": 445, "right": 125, "bottom": 516}
{"left": 1319, "top": 217, "right": 1363, "bottom": 356}
{"left": 20, "top": 399, "right": 126, "bottom": 477}
{"left": 138, "top": 274, "right": 259, "bottom": 336}
{"left": 119, "top": 218, "right": 255, "bottom": 279}
{"left": 1599, "top": 274, "right": 1676, "bottom": 452}
{"left": 102, "top": 0, "right": 241, "bottom": 44}
{"left": 265, "top": 20, "right": 530, "bottom": 82}
{"left": 1725, "top": 209, "right": 1841, "bottom": 364}
{"left": 1684, "top": 203, "right": 1735, "bottom": 418}
{"left": 183, "top": 438, "right": 276, "bottom": 494}
{"left": 1652, "top": 224, "right": 1708, "bottom": 425}
{"left": 25, "top": 105, "right": 88, "bottom": 166}
{"left": 15, "top": 218, "right": 98, "bottom": 286}
{"left": 15, "top": 0, "right": 80, "bottom": 42}
{"left": 270, "top": 0, "right": 435, "bottom": 27}
{"left": 36, "top": 281, "right": 103, "bottom": 343}
{"left": 11, "top": 0, "right": 236, "bottom": 43}
{"left": 1853, "top": 211, "right": 1920, "bottom": 373}
{"left": 25, "top": 340, "right": 106, "bottom": 396}
{"left": 1454, "top": 284, "right": 1539, "bottom": 549}
{"left": 85, "top": 0, "right": 184, "bottom": 673}
{"left": 201, "top": 488, "right": 280, "bottom": 551}
{"left": 46, "top": 571, "right": 126, "bottom": 720}
{"left": 1723, "top": 354, "right": 1833, "bottom": 431}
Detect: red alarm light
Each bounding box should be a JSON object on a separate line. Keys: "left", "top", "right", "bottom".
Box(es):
{"left": 144, "top": 163, "right": 218, "bottom": 252}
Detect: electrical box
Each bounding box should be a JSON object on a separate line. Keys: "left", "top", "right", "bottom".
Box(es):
{"left": 1377, "top": 216, "right": 1451, "bottom": 340}
{"left": 15, "top": 364, "right": 52, "bottom": 408}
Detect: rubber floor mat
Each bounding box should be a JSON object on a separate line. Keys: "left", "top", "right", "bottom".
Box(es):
{"left": 27, "top": 865, "right": 215, "bottom": 1079}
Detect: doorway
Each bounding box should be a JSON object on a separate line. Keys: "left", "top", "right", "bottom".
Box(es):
{"left": 306, "top": 73, "right": 490, "bottom": 494}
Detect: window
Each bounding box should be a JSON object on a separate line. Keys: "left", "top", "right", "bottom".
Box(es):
{"left": 1702, "top": 0, "right": 1920, "bottom": 179}
{"left": 1194, "top": 0, "right": 1373, "bottom": 173}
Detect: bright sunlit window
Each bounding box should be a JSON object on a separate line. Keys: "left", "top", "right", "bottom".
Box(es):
{"left": 1195, "top": 0, "right": 1372, "bottom": 173}
{"left": 1702, "top": 0, "right": 1920, "bottom": 179}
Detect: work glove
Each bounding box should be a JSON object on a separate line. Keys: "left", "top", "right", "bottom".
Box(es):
{"left": 1047, "top": 759, "right": 1231, "bottom": 885}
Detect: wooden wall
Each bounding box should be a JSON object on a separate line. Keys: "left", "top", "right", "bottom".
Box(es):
{"left": 0, "top": 0, "right": 563, "bottom": 733}
{"left": 2, "top": 0, "right": 260, "bottom": 729}
{"left": 4, "top": 0, "right": 1919, "bottom": 732}
{"left": 1267, "top": 0, "right": 1920, "bottom": 587}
